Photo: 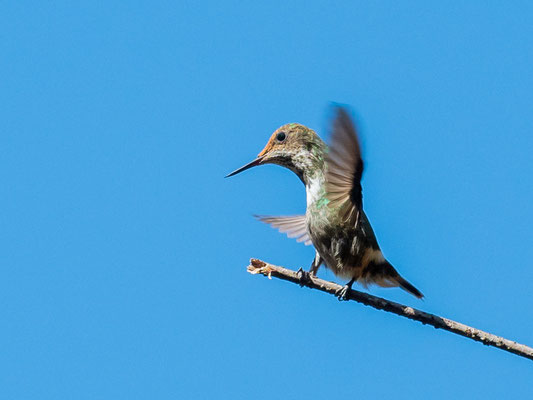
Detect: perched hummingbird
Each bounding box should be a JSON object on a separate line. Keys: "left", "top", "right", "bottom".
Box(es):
{"left": 226, "top": 107, "right": 423, "bottom": 299}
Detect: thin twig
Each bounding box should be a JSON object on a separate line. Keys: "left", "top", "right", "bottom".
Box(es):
{"left": 247, "top": 258, "right": 533, "bottom": 362}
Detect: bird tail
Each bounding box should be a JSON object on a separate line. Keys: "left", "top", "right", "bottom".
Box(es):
{"left": 363, "top": 260, "right": 424, "bottom": 299}
{"left": 395, "top": 276, "right": 424, "bottom": 299}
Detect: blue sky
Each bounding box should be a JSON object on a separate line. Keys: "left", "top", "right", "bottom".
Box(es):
{"left": 2, "top": 1, "right": 533, "bottom": 398}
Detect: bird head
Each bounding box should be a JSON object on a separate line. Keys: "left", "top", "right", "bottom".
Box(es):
{"left": 226, "top": 123, "right": 325, "bottom": 181}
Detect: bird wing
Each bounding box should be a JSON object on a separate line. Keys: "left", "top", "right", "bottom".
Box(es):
{"left": 255, "top": 215, "right": 312, "bottom": 245}
{"left": 325, "top": 107, "right": 364, "bottom": 224}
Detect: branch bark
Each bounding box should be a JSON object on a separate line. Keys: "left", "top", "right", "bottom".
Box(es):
{"left": 247, "top": 258, "right": 533, "bottom": 362}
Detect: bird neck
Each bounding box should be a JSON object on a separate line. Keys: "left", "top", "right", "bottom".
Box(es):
{"left": 297, "top": 145, "right": 328, "bottom": 209}
{"left": 286, "top": 138, "right": 327, "bottom": 185}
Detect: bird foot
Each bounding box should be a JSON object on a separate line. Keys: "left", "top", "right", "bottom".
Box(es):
{"left": 296, "top": 268, "right": 312, "bottom": 287}
{"left": 335, "top": 285, "right": 351, "bottom": 301}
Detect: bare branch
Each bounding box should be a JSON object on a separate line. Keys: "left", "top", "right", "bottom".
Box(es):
{"left": 247, "top": 259, "right": 533, "bottom": 362}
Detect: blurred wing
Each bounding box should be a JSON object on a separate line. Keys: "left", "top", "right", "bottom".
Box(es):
{"left": 255, "top": 215, "right": 312, "bottom": 245}
{"left": 325, "top": 107, "right": 364, "bottom": 223}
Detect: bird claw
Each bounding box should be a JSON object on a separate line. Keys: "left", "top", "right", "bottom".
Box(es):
{"left": 297, "top": 268, "right": 311, "bottom": 287}
{"left": 335, "top": 285, "right": 350, "bottom": 301}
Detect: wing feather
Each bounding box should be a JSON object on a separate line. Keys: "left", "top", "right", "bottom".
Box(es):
{"left": 255, "top": 215, "right": 312, "bottom": 246}
{"left": 325, "top": 107, "right": 364, "bottom": 224}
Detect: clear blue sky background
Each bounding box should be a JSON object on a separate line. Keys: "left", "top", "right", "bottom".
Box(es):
{"left": 2, "top": 1, "right": 533, "bottom": 399}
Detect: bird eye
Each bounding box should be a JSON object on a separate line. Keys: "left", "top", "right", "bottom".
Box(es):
{"left": 276, "top": 132, "right": 286, "bottom": 142}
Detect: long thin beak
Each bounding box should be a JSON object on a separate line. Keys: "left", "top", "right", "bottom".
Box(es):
{"left": 225, "top": 156, "right": 265, "bottom": 178}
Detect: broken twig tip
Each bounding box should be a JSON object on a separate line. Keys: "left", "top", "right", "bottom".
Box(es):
{"left": 247, "top": 259, "right": 273, "bottom": 279}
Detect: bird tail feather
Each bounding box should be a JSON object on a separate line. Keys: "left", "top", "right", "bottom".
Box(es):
{"left": 396, "top": 276, "right": 424, "bottom": 299}
{"left": 364, "top": 260, "right": 424, "bottom": 299}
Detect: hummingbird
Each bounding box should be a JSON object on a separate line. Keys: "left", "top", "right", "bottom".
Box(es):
{"left": 226, "top": 107, "right": 423, "bottom": 299}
